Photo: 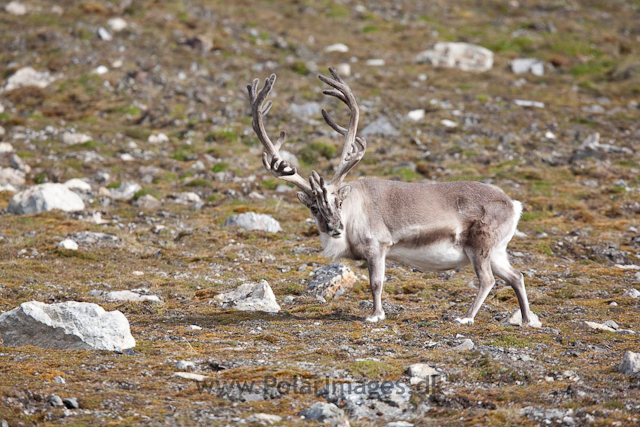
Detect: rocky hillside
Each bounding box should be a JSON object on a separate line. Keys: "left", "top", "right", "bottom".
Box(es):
{"left": 0, "top": 0, "right": 639, "bottom": 426}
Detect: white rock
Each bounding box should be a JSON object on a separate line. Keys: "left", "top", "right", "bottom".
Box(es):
{"left": 223, "top": 212, "right": 282, "bottom": 233}
{"left": 0, "top": 142, "right": 13, "bottom": 153}
{"left": 104, "top": 290, "right": 161, "bottom": 303}
{"left": 173, "top": 192, "right": 201, "bottom": 204}
{"left": 3, "top": 67, "right": 56, "bottom": 92}
{"left": 618, "top": 351, "right": 640, "bottom": 376}
{"left": 107, "top": 17, "right": 128, "bottom": 32}
{"left": 325, "top": 43, "right": 349, "bottom": 53}
{"left": 406, "top": 363, "right": 439, "bottom": 380}
{"left": 215, "top": 280, "right": 281, "bottom": 313}
{"left": 407, "top": 109, "right": 425, "bottom": 121}
{"left": 97, "top": 27, "right": 112, "bottom": 41}
{"left": 5, "top": 1, "right": 26, "bottom": 15}
{"left": 441, "top": 119, "right": 458, "bottom": 128}
{"left": 365, "top": 59, "right": 385, "bottom": 66}
{"left": 416, "top": 42, "right": 493, "bottom": 72}
{"left": 454, "top": 338, "right": 475, "bottom": 351}
{"left": 147, "top": 133, "right": 169, "bottom": 144}
{"left": 0, "top": 301, "right": 135, "bottom": 351}
{"left": 173, "top": 372, "right": 208, "bottom": 381}
{"left": 306, "top": 263, "right": 356, "bottom": 300}
{"left": 510, "top": 58, "right": 544, "bottom": 76}
{"left": 64, "top": 178, "right": 92, "bottom": 192}
{"left": 622, "top": 288, "right": 640, "bottom": 298}
{"left": 514, "top": 99, "right": 545, "bottom": 109}
{"left": 120, "top": 153, "right": 134, "bottom": 161}
{"left": 361, "top": 117, "right": 399, "bottom": 137}
{"left": 93, "top": 65, "right": 109, "bottom": 75}
{"left": 189, "top": 325, "right": 202, "bottom": 330}
{"left": 62, "top": 132, "right": 92, "bottom": 145}
{"left": 176, "top": 360, "right": 196, "bottom": 370}
{"left": 0, "top": 168, "right": 25, "bottom": 186}
{"left": 109, "top": 181, "right": 141, "bottom": 201}
{"left": 336, "top": 63, "right": 351, "bottom": 76}
{"left": 545, "top": 131, "right": 556, "bottom": 139}
{"left": 0, "top": 184, "right": 18, "bottom": 193}
{"left": 584, "top": 321, "right": 616, "bottom": 332}
{"left": 251, "top": 414, "right": 282, "bottom": 424}
{"left": 58, "top": 239, "right": 78, "bottom": 250}
{"left": 279, "top": 149, "right": 300, "bottom": 168}
{"left": 135, "top": 194, "right": 161, "bottom": 211}
{"left": 505, "top": 309, "right": 542, "bottom": 328}
{"left": 8, "top": 183, "right": 85, "bottom": 215}
{"left": 386, "top": 422, "right": 414, "bottom": 427}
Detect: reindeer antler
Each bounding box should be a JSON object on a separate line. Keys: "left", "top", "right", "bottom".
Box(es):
{"left": 247, "top": 75, "right": 313, "bottom": 195}
{"left": 318, "top": 68, "right": 367, "bottom": 186}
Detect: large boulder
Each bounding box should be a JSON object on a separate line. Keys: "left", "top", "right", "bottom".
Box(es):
{"left": 215, "top": 280, "right": 280, "bottom": 313}
{"left": 8, "top": 183, "right": 85, "bottom": 215}
{"left": 3, "top": 67, "right": 56, "bottom": 92}
{"left": 618, "top": 352, "right": 640, "bottom": 376}
{"left": 223, "top": 212, "right": 282, "bottom": 233}
{"left": 0, "top": 168, "right": 25, "bottom": 186}
{"left": 0, "top": 301, "right": 135, "bottom": 351}
{"left": 416, "top": 42, "right": 494, "bottom": 72}
{"left": 305, "top": 263, "right": 357, "bottom": 300}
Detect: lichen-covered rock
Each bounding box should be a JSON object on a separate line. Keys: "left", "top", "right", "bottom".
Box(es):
{"left": 305, "top": 263, "right": 356, "bottom": 299}
{"left": 67, "top": 231, "right": 118, "bottom": 245}
{"left": 8, "top": 183, "right": 85, "bottom": 215}
{"left": 298, "top": 402, "right": 345, "bottom": 425}
{"left": 215, "top": 280, "right": 280, "bottom": 313}
{"left": 0, "top": 301, "right": 135, "bottom": 351}
{"left": 618, "top": 351, "right": 640, "bottom": 376}
{"left": 416, "top": 42, "right": 493, "bottom": 72}
{"left": 223, "top": 212, "right": 282, "bottom": 233}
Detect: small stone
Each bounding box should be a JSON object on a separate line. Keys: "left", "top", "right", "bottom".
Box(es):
{"left": 215, "top": 280, "right": 281, "bottom": 313}
{"left": 5, "top": 1, "right": 26, "bottom": 15}
{"left": 109, "top": 181, "right": 141, "bottom": 201}
{"left": 514, "top": 99, "right": 545, "bottom": 109}
{"left": 8, "top": 183, "right": 85, "bottom": 215}
{"left": 173, "top": 372, "right": 208, "bottom": 381}
{"left": 415, "top": 42, "right": 493, "bottom": 72}
{"left": 305, "top": 263, "right": 356, "bottom": 300}
{"left": 386, "top": 422, "right": 414, "bottom": 427}
{"left": 62, "top": 397, "right": 79, "bottom": 409}
{"left": 103, "top": 290, "right": 161, "bottom": 303}
{"left": 505, "top": 309, "right": 542, "bottom": 328}
{"left": 97, "top": 27, "right": 112, "bottom": 41}
{"left": 172, "top": 192, "right": 201, "bottom": 204}
{"left": 49, "top": 394, "right": 63, "bottom": 407}
{"left": 54, "top": 376, "right": 66, "bottom": 384}
{"left": 441, "top": 119, "right": 458, "bottom": 128}
{"left": 584, "top": 321, "right": 616, "bottom": 332}
{"left": 107, "top": 17, "right": 128, "bottom": 32}
{"left": 622, "top": 288, "right": 640, "bottom": 298}
{"left": 58, "top": 239, "right": 78, "bottom": 251}
{"left": 93, "top": 65, "right": 109, "bottom": 75}
{"left": 298, "top": 402, "right": 345, "bottom": 424}
{"left": 454, "top": 339, "right": 475, "bottom": 351}
{"left": 284, "top": 296, "right": 295, "bottom": 303}
{"left": 250, "top": 414, "right": 282, "bottom": 424}
{"left": 336, "top": 63, "right": 351, "bottom": 76}
{"left": 361, "top": 117, "right": 399, "bottom": 137}
{"left": 135, "top": 194, "right": 161, "bottom": 211}
{"left": 510, "top": 58, "right": 544, "bottom": 76}
{"left": 618, "top": 351, "right": 640, "bottom": 376}
{"left": 189, "top": 325, "right": 202, "bottom": 330}
{"left": 325, "top": 43, "right": 349, "bottom": 53}
{"left": 62, "top": 132, "right": 92, "bottom": 145}
{"left": 64, "top": 178, "right": 92, "bottom": 192}
{"left": 406, "top": 363, "right": 439, "bottom": 380}
{"left": 223, "top": 212, "right": 282, "bottom": 233}
{"left": 365, "top": 58, "right": 385, "bottom": 66}
{"left": 544, "top": 131, "right": 556, "bottom": 139}
{"left": 8, "top": 154, "right": 30, "bottom": 173}
{"left": 290, "top": 102, "right": 321, "bottom": 117}
{"left": 0, "top": 142, "right": 13, "bottom": 153}
{"left": 0, "top": 168, "right": 25, "bottom": 186}
{"left": 3, "top": 67, "right": 56, "bottom": 92}
{"left": 407, "top": 109, "right": 425, "bottom": 121}
{"left": 603, "top": 320, "right": 619, "bottom": 330}
{"left": 176, "top": 360, "right": 196, "bottom": 371}
{"left": 147, "top": 133, "right": 169, "bottom": 144}
{"left": 67, "top": 231, "right": 117, "bottom": 245}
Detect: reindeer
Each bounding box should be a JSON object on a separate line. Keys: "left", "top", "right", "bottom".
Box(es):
{"left": 246, "top": 68, "right": 541, "bottom": 327}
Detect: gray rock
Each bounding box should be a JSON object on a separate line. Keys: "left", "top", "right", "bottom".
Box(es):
{"left": 603, "top": 320, "right": 619, "bottom": 330}
{"left": 8, "top": 183, "right": 85, "bottom": 215}
{"left": 63, "top": 178, "right": 92, "bottom": 192}
{"left": 571, "top": 133, "right": 633, "bottom": 161}
{"left": 618, "top": 351, "right": 640, "bottom": 376}
{"left": 135, "top": 194, "right": 161, "bottom": 211}
{"left": 279, "top": 150, "right": 300, "bottom": 168}
{"left": 505, "top": 309, "right": 542, "bottom": 328}
{"left": 63, "top": 397, "right": 79, "bottom": 409}
{"left": 584, "top": 321, "right": 616, "bottom": 332}
{"left": 0, "top": 167, "right": 25, "bottom": 186}
{"left": 454, "top": 338, "right": 475, "bottom": 351}
{"left": 386, "top": 423, "right": 414, "bottom": 427}
{"left": 58, "top": 239, "right": 78, "bottom": 250}
{"left": 67, "top": 231, "right": 118, "bottom": 245}
{"left": 416, "top": 42, "right": 493, "bottom": 72}
{"left": 95, "top": 289, "right": 161, "bottom": 303}
{"left": 1, "top": 420, "right": 7, "bottom": 427}
{"left": 290, "top": 102, "right": 321, "bottom": 117}
{"left": 0, "top": 301, "right": 135, "bottom": 351}
{"left": 361, "top": 117, "right": 399, "bottom": 137}
{"left": 109, "top": 181, "right": 141, "bottom": 201}
{"left": 510, "top": 58, "right": 544, "bottom": 76}
{"left": 249, "top": 414, "right": 282, "bottom": 424}
{"left": 172, "top": 192, "right": 201, "bottom": 204}
{"left": 49, "top": 394, "right": 63, "bottom": 407}
{"left": 0, "top": 142, "right": 13, "bottom": 153}
{"left": 223, "top": 212, "right": 282, "bottom": 233}
{"left": 305, "top": 263, "right": 357, "bottom": 300}
{"left": 514, "top": 99, "right": 545, "bottom": 108}
{"left": 298, "top": 402, "right": 345, "bottom": 424}
{"left": 3, "top": 67, "right": 56, "bottom": 92}
{"left": 622, "top": 288, "right": 640, "bottom": 298}
{"left": 215, "top": 280, "right": 281, "bottom": 313}
{"left": 176, "top": 360, "right": 196, "bottom": 371}
{"left": 5, "top": 1, "right": 26, "bottom": 15}
{"left": 97, "top": 27, "right": 112, "bottom": 41}
{"left": 54, "top": 376, "right": 66, "bottom": 384}
{"left": 522, "top": 407, "right": 566, "bottom": 423}
{"left": 61, "top": 132, "right": 92, "bottom": 145}
{"left": 582, "top": 105, "right": 605, "bottom": 114}
{"left": 9, "top": 154, "right": 30, "bottom": 173}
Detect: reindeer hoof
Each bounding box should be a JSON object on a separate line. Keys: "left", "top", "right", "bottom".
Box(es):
{"left": 365, "top": 313, "right": 386, "bottom": 323}
{"left": 524, "top": 313, "right": 542, "bottom": 328}
{"left": 454, "top": 317, "right": 474, "bottom": 325}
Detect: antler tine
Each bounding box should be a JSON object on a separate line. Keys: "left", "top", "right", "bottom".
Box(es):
{"left": 318, "top": 68, "right": 366, "bottom": 186}
{"left": 247, "top": 74, "right": 312, "bottom": 194}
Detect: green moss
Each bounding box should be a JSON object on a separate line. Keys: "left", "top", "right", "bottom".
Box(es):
{"left": 362, "top": 25, "right": 379, "bottom": 33}
{"left": 395, "top": 168, "right": 418, "bottom": 182}
{"left": 133, "top": 188, "right": 160, "bottom": 201}
{"left": 491, "top": 335, "right": 534, "bottom": 348}
{"left": 212, "top": 163, "right": 229, "bottom": 173}
{"left": 106, "top": 182, "right": 122, "bottom": 189}
{"left": 299, "top": 141, "right": 336, "bottom": 164}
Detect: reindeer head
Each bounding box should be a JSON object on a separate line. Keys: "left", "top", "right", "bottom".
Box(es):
{"left": 247, "top": 68, "right": 366, "bottom": 239}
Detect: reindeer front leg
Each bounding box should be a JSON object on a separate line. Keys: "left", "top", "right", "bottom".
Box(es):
{"left": 365, "top": 249, "right": 387, "bottom": 322}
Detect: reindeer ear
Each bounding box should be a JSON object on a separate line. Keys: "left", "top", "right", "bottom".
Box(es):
{"left": 297, "top": 192, "right": 312, "bottom": 207}
{"left": 337, "top": 185, "right": 351, "bottom": 201}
